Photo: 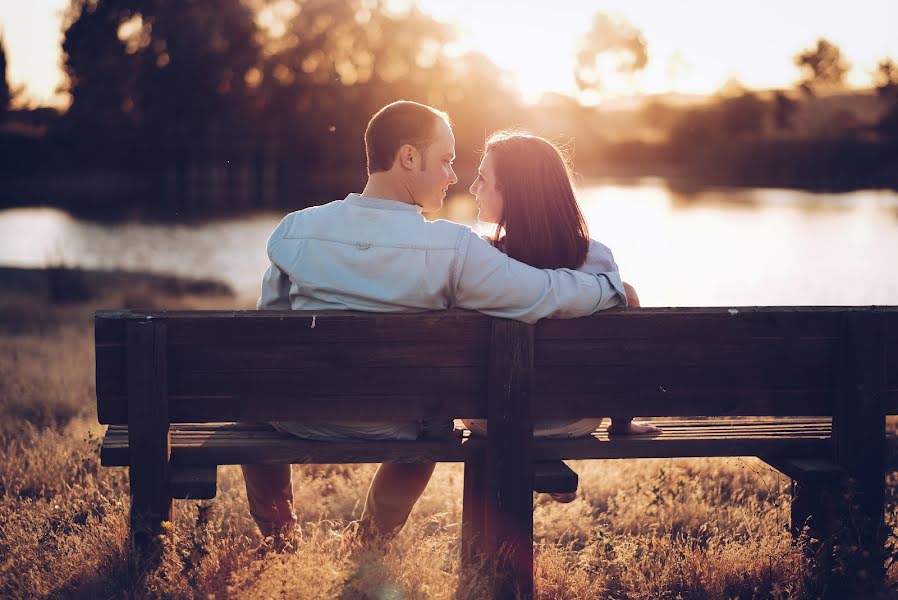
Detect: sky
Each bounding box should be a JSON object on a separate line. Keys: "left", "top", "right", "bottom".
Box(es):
{"left": 1, "top": 0, "right": 897, "bottom": 108}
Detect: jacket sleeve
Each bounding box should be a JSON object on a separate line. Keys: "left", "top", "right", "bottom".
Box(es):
{"left": 257, "top": 262, "right": 292, "bottom": 310}
{"left": 256, "top": 215, "right": 294, "bottom": 310}
{"left": 453, "top": 232, "right": 626, "bottom": 323}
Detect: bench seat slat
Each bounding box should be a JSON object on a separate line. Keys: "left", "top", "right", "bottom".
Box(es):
{"left": 101, "top": 424, "right": 480, "bottom": 466}
{"left": 100, "top": 418, "right": 834, "bottom": 467}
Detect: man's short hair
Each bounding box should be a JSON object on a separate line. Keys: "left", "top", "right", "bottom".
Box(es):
{"left": 365, "top": 101, "right": 450, "bottom": 174}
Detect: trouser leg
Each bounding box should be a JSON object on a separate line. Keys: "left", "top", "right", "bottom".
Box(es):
{"left": 241, "top": 463, "right": 297, "bottom": 537}
{"left": 360, "top": 462, "right": 436, "bottom": 540}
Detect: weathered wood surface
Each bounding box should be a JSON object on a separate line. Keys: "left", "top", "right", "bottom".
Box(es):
{"left": 533, "top": 461, "right": 578, "bottom": 494}
{"left": 96, "top": 307, "right": 898, "bottom": 425}
{"left": 484, "top": 319, "right": 535, "bottom": 600}
{"left": 102, "top": 423, "right": 481, "bottom": 466}
{"left": 832, "top": 311, "right": 887, "bottom": 590}
{"left": 125, "top": 320, "right": 171, "bottom": 561}
{"left": 97, "top": 307, "right": 895, "bottom": 598}
{"left": 101, "top": 418, "right": 836, "bottom": 466}
{"left": 170, "top": 465, "right": 217, "bottom": 500}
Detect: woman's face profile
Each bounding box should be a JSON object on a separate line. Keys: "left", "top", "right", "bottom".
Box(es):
{"left": 469, "top": 151, "right": 503, "bottom": 224}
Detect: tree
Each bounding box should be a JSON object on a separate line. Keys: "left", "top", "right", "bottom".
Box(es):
{"left": 718, "top": 91, "right": 767, "bottom": 137}
{"left": 62, "top": 0, "right": 263, "bottom": 144}
{"left": 794, "top": 38, "right": 849, "bottom": 95}
{"left": 873, "top": 58, "right": 898, "bottom": 141}
{"left": 574, "top": 13, "right": 647, "bottom": 98}
{"left": 772, "top": 91, "right": 799, "bottom": 131}
{"left": 0, "top": 34, "right": 10, "bottom": 122}
{"left": 874, "top": 58, "right": 898, "bottom": 98}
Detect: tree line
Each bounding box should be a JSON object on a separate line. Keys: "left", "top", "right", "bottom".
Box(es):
{"left": 1, "top": 2, "right": 897, "bottom": 215}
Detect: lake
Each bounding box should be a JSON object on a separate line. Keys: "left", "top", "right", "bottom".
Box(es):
{"left": 1, "top": 178, "right": 897, "bottom": 307}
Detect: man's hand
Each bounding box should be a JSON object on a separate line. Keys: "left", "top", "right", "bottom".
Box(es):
{"left": 622, "top": 281, "right": 640, "bottom": 308}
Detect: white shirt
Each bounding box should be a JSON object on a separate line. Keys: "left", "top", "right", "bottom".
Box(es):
{"left": 259, "top": 194, "right": 627, "bottom": 441}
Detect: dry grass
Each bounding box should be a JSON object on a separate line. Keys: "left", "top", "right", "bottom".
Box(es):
{"left": 1, "top": 290, "right": 896, "bottom": 599}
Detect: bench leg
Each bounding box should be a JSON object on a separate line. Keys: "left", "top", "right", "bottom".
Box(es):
{"left": 830, "top": 311, "right": 887, "bottom": 594}
{"left": 791, "top": 478, "right": 834, "bottom": 541}
{"left": 126, "top": 319, "right": 173, "bottom": 567}
{"left": 461, "top": 449, "right": 486, "bottom": 571}
{"left": 485, "top": 320, "right": 535, "bottom": 599}
{"left": 130, "top": 466, "right": 173, "bottom": 564}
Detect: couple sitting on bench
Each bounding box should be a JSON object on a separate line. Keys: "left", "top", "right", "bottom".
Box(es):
{"left": 242, "top": 100, "right": 658, "bottom": 548}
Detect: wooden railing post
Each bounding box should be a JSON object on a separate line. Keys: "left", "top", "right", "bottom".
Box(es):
{"left": 126, "top": 318, "right": 172, "bottom": 565}
{"left": 831, "top": 310, "right": 887, "bottom": 592}
{"left": 484, "top": 319, "right": 535, "bottom": 599}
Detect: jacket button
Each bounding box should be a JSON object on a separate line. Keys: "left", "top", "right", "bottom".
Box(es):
{"left": 357, "top": 241, "right": 371, "bottom": 250}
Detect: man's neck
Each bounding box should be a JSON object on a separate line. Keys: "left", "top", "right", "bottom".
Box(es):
{"left": 361, "top": 173, "right": 416, "bottom": 206}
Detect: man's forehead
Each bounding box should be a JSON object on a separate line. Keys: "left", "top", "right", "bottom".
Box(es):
{"left": 436, "top": 119, "right": 455, "bottom": 149}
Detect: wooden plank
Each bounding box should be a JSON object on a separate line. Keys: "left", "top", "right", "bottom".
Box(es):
{"left": 96, "top": 343, "right": 127, "bottom": 424}
{"left": 167, "top": 393, "right": 486, "bottom": 422}
{"left": 95, "top": 312, "right": 127, "bottom": 344}
{"left": 532, "top": 390, "right": 834, "bottom": 418}
{"left": 101, "top": 424, "right": 481, "bottom": 466}
{"left": 126, "top": 319, "right": 172, "bottom": 563}
{"left": 536, "top": 308, "right": 844, "bottom": 341}
{"left": 536, "top": 337, "right": 838, "bottom": 367}
{"left": 98, "top": 393, "right": 486, "bottom": 423}
{"left": 761, "top": 457, "right": 845, "bottom": 484}
{"left": 169, "top": 341, "right": 490, "bottom": 370}
{"left": 170, "top": 466, "right": 217, "bottom": 500}
{"left": 533, "top": 435, "right": 831, "bottom": 461}
{"left": 101, "top": 417, "right": 833, "bottom": 466}
{"left": 536, "top": 363, "right": 836, "bottom": 392}
{"left": 167, "top": 310, "right": 492, "bottom": 345}
{"left": 484, "top": 319, "right": 534, "bottom": 600}
{"left": 533, "top": 461, "right": 578, "bottom": 494}
{"left": 169, "top": 366, "right": 486, "bottom": 398}
{"left": 102, "top": 428, "right": 830, "bottom": 464}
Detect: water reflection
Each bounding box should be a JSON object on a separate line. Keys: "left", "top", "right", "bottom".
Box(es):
{"left": 1, "top": 180, "right": 897, "bottom": 306}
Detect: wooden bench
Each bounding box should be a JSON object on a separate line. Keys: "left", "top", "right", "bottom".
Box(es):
{"left": 95, "top": 307, "right": 896, "bottom": 598}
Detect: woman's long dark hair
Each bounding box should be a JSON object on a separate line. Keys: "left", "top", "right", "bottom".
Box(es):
{"left": 483, "top": 131, "right": 590, "bottom": 269}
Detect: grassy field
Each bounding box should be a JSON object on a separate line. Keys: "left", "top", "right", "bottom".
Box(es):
{"left": 1, "top": 289, "right": 896, "bottom": 599}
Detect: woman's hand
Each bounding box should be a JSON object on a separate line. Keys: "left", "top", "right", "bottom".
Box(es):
{"left": 622, "top": 281, "right": 640, "bottom": 308}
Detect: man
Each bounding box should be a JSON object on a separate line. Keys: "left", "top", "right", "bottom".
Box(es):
{"left": 242, "top": 100, "right": 627, "bottom": 546}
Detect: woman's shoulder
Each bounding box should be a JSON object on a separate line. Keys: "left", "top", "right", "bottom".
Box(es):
{"left": 579, "top": 238, "right": 618, "bottom": 274}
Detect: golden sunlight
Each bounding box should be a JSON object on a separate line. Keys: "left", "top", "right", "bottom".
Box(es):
{"left": 1, "top": 0, "right": 897, "bottom": 107}
{"left": 418, "top": 0, "right": 898, "bottom": 102}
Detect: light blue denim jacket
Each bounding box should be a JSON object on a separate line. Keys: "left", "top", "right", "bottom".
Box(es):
{"left": 258, "top": 193, "right": 627, "bottom": 440}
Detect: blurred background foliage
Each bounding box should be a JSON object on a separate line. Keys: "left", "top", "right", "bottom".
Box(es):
{"left": 1, "top": 0, "right": 897, "bottom": 216}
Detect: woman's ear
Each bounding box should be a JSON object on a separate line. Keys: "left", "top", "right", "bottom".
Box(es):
{"left": 397, "top": 143, "right": 419, "bottom": 170}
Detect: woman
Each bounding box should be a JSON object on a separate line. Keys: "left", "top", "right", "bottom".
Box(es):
{"left": 464, "top": 130, "right": 659, "bottom": 440}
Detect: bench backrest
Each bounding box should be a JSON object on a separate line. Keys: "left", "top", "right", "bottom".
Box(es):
{"left": 95, "top": 307, "right": 897, "bottom": 425}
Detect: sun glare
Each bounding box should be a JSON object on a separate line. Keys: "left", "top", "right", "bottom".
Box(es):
{"left": 418, "top": 0, "right": 898, "bottom": 103}
{"left": 1, "top": 0, "right": 898, "bottom": 107}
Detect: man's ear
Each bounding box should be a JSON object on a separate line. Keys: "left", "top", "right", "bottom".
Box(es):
{"left": 397, "top": 144, "right": 419, "bottom": 171}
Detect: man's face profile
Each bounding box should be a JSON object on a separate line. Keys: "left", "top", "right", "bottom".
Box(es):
{"left": 407, "top": 118, "right": 457, "bottom": 212}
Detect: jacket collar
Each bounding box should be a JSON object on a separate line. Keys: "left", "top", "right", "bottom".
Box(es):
{"left": 344, "top": 193, "right": 423, "bottom": 214}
